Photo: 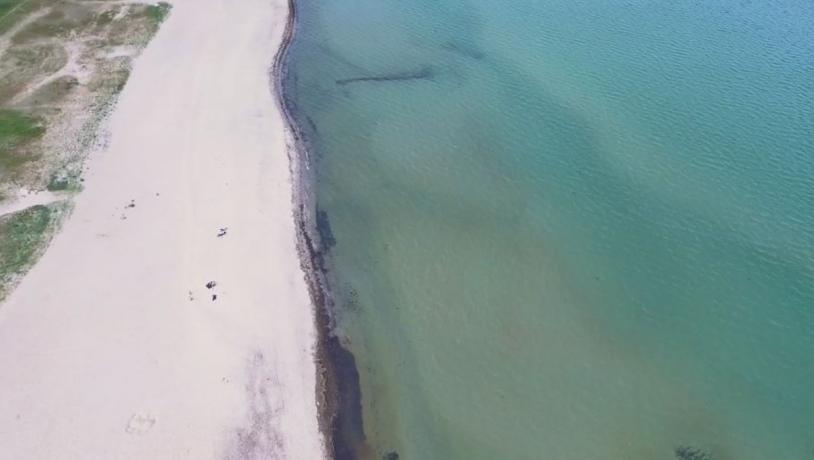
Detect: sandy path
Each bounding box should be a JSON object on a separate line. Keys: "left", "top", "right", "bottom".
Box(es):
{"left": 0, "top": 189, "right": 64, "bottom": 217}
{"left": 0, "top": 0, "right": 324, "bottom": 458}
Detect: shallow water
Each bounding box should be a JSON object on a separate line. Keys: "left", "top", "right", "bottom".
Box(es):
{"left": 284, "top": 0, "right": 814, "bottom": 458}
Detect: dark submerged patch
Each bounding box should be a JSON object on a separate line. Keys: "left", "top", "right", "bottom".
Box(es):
{"left": 316, "top": 209, "right": 336, "bottom": 250}
{"left": 441, "top": 41, "right": 485, "bottom": 60}
{"left": 335, "top": 67, "right": 435, "bottom": 86}
{"left": 326, "top": 334, "right": 365, "bottom": 460}
{"left": 675, "top": 446, "right": 711, "bottom": 460}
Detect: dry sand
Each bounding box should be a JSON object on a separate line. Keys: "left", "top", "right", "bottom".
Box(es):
{"left": 0, "top": 0, "right": 325, "bottom": 458}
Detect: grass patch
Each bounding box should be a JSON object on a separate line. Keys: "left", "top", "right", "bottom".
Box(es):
{"left": 18, "top": 75, "right": 79, "bottom": 107}
{"left": 11, "top": 10, "right": 71, "bottom": 43}
{"left": 46, "top": 170, "right": 81, "bottom": 192}
{"left": 0, "top": 204, "right": 54, "bottom": 295}
{"left": 0, "top": 0, "right": 44, "bottom": 35}
{"left": 0, "top": 109, "right": 44, "bottom": 149}
{"left": 0, "top": 0, "right": 25, "bottom": 17}
{"left": 94, "top": 6, "right": 118, "bottom": 27}
{"left": 88, "top": 65, "right": 130, "bottom": 95}
{"left": 11, "top": 4, "right": 95, "bottom": 44}
{"left": 0, "top": 109, "right": 44, "bottom": 177}
{"left": 0, "top": 108, "right": 43, "bottom": 152}
{"left": 144, "top": 2, "right": 171, "bottom": 23}
{"left": 46, "top": 174, "right": 69, "bottom": 191}
{"left": 0, "top": 43, "right": 69, "bottom": 103}
{"left": 1, "top": 42, "right": 68, "bottom": 70}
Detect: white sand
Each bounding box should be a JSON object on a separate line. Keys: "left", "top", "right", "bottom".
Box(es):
{"left": 0, "top": 189, "right": 63, "bottom": 217}
{"left": 0, "top": 0, "right": 325, "bottom": 458}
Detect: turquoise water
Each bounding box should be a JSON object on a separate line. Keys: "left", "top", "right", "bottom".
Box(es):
{"left": 283, "top": 0, "right": 814, "bottom": 458}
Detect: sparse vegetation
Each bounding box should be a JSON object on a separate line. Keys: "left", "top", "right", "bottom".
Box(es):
{"left": 0, "top": 43, "right": 68, "bottom": 104}
{"left": 0, "top": 0, "right": 170, "bottom": 297}
{"left": 0, "top": 0, "right": 46, "bottom": 35}
{"left": 0, "top": 204, "right": 57, "bottom": 297}
{"left": 11, "top": 5, "right": 95, "bottom": 44}
{"left": 0, "top": 109, "right": 44, "bottom": 152}
{"left": 0, "top": 109, "right": 44, "bottom": 175}
{"left": 144, "top": 2, "right": 171, "bottom": 23}
{"left": 20, "top": 75, "right": 79, "bottom": 107}
{"left": 46, "top": 172, "right": 73, "bottom": 191}
{"left": 94, "top": 8, "right": 117, "bottom": 27}
{"left": 0, "top": 0, "right": 25, "bottom": 17}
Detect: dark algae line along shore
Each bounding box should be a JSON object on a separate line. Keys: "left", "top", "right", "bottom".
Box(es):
{"left": 282, "top": 0, "right": 814, "bottom": 458}
{"left": 273, "top": 0, "right": 369, "bottom": 458}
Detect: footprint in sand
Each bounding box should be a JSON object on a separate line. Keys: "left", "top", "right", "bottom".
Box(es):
{"left": 125, "top": 413, "right": 156, "bottom": 434}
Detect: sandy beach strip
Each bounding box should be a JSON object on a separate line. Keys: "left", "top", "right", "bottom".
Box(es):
{"left": 0, "top": 0, "right": 325, "bottom": 458}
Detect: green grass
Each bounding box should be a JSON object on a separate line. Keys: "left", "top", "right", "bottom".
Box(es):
{"left": 12, "top": 10, "right": 77, "bottom": 43}
{"left": 144, "top": 2, "right": 171, "bottom": 23}
{"left": 46, "top": 174, "right": 70, "bottom": 191}
{"left": 0, "top": 0, "right": 43, "bottom": 35}
{"left": 94, "top": 7, "right": 118, "bottom": 27}
{"left": 0, "top": 109, "right": 44, "bottom": 174}
{"left": 46, "top": 169, "right": 82, "bottom": 192}
{"left": 0, "top": 0, "right": 25, "bottom": 17}
{"left": 18, "top": 75, "right": 78, "bottom": 107}
{"left": 0, "top": 204, "right": 53, "bottom": 295}
{"left": 0, "top": 43, "right": 70, "bottom": 104}
{"left": 0, "top": 109, "right": 44, "bottom": 149}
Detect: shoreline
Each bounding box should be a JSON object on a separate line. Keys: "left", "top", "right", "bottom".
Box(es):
{"left": 0, "top": 0, "right": 325, "bottom": 458}
{"left": 271, "top": 0, "right": 368, "bottom": 458}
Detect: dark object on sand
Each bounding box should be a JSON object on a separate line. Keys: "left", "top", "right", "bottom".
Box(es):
{"left": 206, "top": 281, "right": 217, "bottom": 289}
{"left": 212, "top": 294, "right": 217, "bottom": 301}
{"left": 217, "top": 227, "right": 228, "bottom": 237}
{"left": 125, "top": 200, "right": 135, "bottom": 209}
{"left": 675, "top": 446, "right": 710, "bottom": 460}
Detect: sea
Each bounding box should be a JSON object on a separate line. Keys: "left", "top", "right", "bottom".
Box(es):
{"left": 281, "top": 0, "right": 814, "bottom": 458}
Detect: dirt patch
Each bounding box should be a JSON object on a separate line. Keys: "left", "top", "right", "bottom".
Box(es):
{"left": 224, "top": 350, "right": 287, "bottom": 460}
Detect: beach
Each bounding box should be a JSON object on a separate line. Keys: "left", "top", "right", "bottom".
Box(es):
{"left": 0, "top": 0, "right": 325, "bottom": 458}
